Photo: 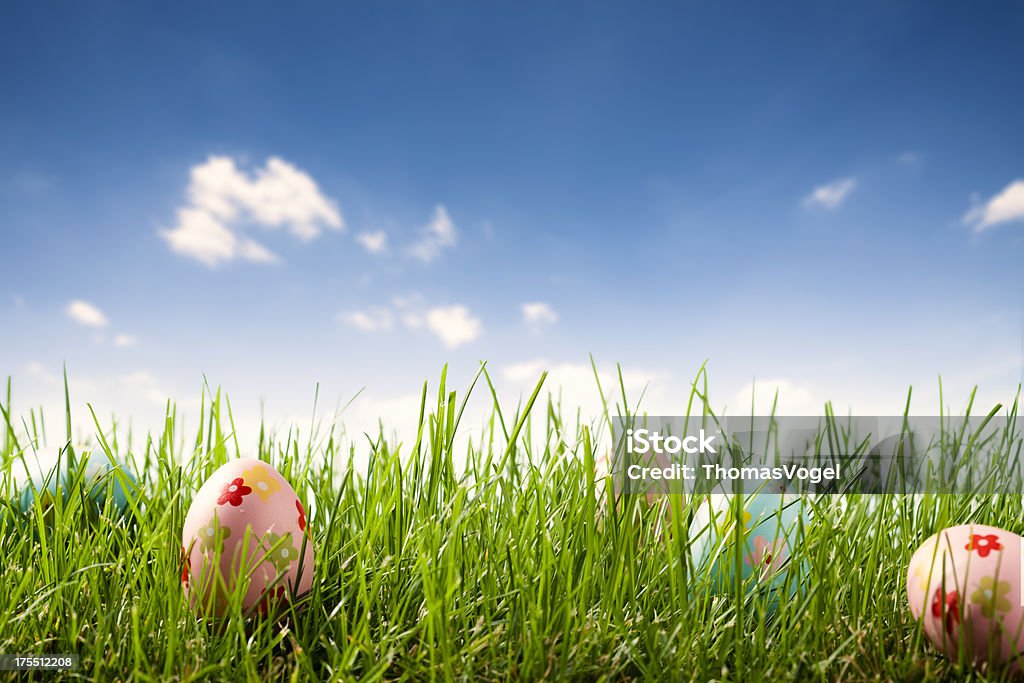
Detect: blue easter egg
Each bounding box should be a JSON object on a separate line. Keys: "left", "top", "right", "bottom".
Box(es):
{"left": 19, "top": 456, "right": 137, "bottom": 519}
{"left": 690, "top": 492, "right": 810, "bottom": 601}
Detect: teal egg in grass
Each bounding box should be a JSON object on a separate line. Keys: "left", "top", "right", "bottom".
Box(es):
{"left": 18, "top": 456, "right": 138, "bottom": 521}
{"left": 689, "top": 492, "right": 810, "bottom": 603}
{"left": 0, "top": 502, "right": 15, "bottom": 533}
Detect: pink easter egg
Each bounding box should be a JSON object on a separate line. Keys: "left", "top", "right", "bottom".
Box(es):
{"left": 181, "top": 458, "right": 314, "bottom": 616}
{"left": 907, "top": 524, "right": 1024, "bottom": 669}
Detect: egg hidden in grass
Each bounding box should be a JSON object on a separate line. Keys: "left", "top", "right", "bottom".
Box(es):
{"left": 182, "top": 458, "right": 314, "bottom": 617}
{"left": 18, "top": 455, "right": 137, "bottom": 521}
{"left": 689, "top": 492, "right": 810, "bottom": 600}
{"left": 907, "top": 524, "right": 1024, "bottom": 669}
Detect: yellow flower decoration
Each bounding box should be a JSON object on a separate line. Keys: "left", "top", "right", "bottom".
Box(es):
{"left": 910, "top": 539, "right": 939, "bottom": 592}
{"left": 910, "top": 562, "right": 930, "bottom": 593}
{"left": 243, "top": 465, "right": 281, "bottom": 501}
{"left": 970, "top": 576, "right": 1012, "bottom": 618}
{"left": 715, "top": 507, "right": 753, "bottom": 536}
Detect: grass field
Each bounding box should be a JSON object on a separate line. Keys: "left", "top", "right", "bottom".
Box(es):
{"left": 1, "top": 366, "right": 1023, "bottom": 682}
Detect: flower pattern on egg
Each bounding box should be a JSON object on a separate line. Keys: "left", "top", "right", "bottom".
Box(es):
{"left": 715, "top": 508, "right": 752, "bottom": 536}
{"left": 264, "top": 532, "right": 300, "bottom": 571}
{"left": 217, "top": 477, "right": 252, "bottom": 507}
{"left": 257, "top": 585, "right": 289, "bottom": 616}
{"left": 931, "top": 588, "right": 960, "bottom": 636}
{"left": 745, "top": 536, "right": 788, "bottom": 576}
{"left": 180, "top": 545, "right": 191, "bottom": 588}
{"left": 965, "top": 533, "right": 1002, "bottom": 558}
{"left": 970, "top": 576, "right": 1012, "bottom": 618}
{"left": 909, "top": 538, "right": 939, "bottom": 593}
{"left": 243, "top": 465, "right": 281, "bottom": 502}
{"left": 910, "top": 561, "right": 930, "bottom": 594}
{"left": 198, "top": 520, "right": 232, "bottom": 554}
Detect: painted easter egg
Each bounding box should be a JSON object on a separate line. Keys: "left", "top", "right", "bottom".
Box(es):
{"left": 182, "top": 458, "right": 314, "bottom": 617}
{"left": 690, "top": 492, "right": 809, "bottom": 599}
{"left": 18, "top": 455, "right": 136, "bottom": 520}
{"left": 907, "top": 524, "right": 1024, "bottom": 668}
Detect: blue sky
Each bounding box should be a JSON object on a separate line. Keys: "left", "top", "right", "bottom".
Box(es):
{"left": 2, "top": 1, "right": 1023, "bottom": 447}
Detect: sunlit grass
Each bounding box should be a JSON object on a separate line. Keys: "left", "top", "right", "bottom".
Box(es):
{"left": 1, "top": 366, "right": 1023, "bottom": 681}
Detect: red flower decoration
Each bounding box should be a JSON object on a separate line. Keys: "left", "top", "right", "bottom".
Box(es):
{"left": 966, "top": 534, "right": 1002, "bottom": 558}
{"left": 931, "top": 588, "right": 959, "bottom": 636}
{"left": 257, "top": 585, "right": 288, "bottom": 616}
{"left": 217, "top": 477, "right": 252, "bottom": 507}
{"left": 180, "top": 546, "right": 190, "bottom": 588}
{"left": 296, "top": 500, "right": 306, "bottom": 532}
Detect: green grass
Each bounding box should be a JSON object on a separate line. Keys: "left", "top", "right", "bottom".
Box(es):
{"left": 1, "top": 365, "right": 1023, "bottom": 682}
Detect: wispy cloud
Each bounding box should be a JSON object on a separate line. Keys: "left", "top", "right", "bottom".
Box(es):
{"left": 802, "top": 177, "right": 857, "bottom": 211}
{"left": 118, "top": 370, "right": 172, "bottom": 404}
{"left": 64, "top": 300, "right": 138, "bottom": 347}
{"left": 66, "top": 300, "right": 109, "bottom": 328}
{"left": 409, "top": 205, "right": 457, "bottom": 263}
{"left": 113, "top": 334, "right": 138, "bottom": 348}
{"left": 896, "top": 151, "right": 922, "bottom": 166}
{"left": 731, "top": 378, "right": 822, "bottom": 415}
{"left": 963, "top": 180, "right": 1024, "bottom": 232}
{"left": 356, "top": 230, "right": 388, "bottom": 255}
{"left": 521, "top": 302, "right": 558, "bottom": 327}
{"left": 160, "top": 156, "right": 343, "bottom": 267}
{"left": 501, "top": 359, "right": 671, "bottom": 427}
{"left": 340, "top": 297, "right": 482, "bottom": 348}
{"left": 425, "top": 305, "right": 481, "bottom": 348}
{"left": 339, "top": 307, "right": 395, "bottom": 333}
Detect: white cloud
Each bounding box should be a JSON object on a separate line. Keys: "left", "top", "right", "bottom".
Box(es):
{"left": 521, "top": 302, "right": 559, "bottom": 327}
{"left": 238, "top": 237, "right": 279, "bottom": 263}
{"left": 802, "top": 177, "right": 857, "bottom": 211}
{"left": 340, "top": 307, "right": 394, "bottom": 333}
{"left": 113, "top": 334, "right": 138, "bottom": 348}
{"left": 392, "top": 294, "right": 425, "bottom": 328}
{"left": 425, "top": 305, "right": 481, "bottom": 348}
{"left": 500, "top": 359, "right": 676, "bottom": 452}
{"left": 25, "top": 361, "right": 66, "bottom": 388}
{"left": 731, "top": 378, "right": 822, "bottom": 415}
{"left": 401, "top": 312, "right": 424, "bottom": 329}
{"left": 391, "top": 293, "right": 423, "bottom": 309}
{"left": 409, "top": 205, "right": 457, "bottom": 263}
{"left": 160, "top": 156, "right": 343, "bottom": 267}
{"left": 11, "top": 363, "right": 206, "bottom": 458}
{"left": 339, "top": 295, "right": 481, "bottom": 348}
{"left": 118, "top": 371, "right": 170, "bottom": 405}
{"left": 66, "top": 300, "right": 109, "bottom": 328}
{"left": 335, "top": 392, "right": 426, "bottom": 467}
{"left": 502, "top": 360, "right": 666, "bottom": 407}
{"left": 963, "top": 180, "right": 1024, "bottom": 232}
{"left": 161, "top": 208, "right": 252, "bottom": 267}
{"left": 356, "top": 230, "right": 388, "bottom": 254}
{"left": 896, "top": 151, "right": 922, "bottom": 166}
